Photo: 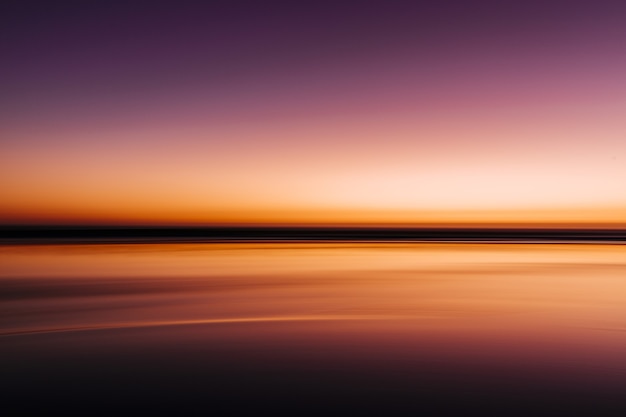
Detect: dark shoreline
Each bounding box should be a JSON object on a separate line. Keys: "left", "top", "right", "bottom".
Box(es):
{"left": 2, "top": 226, "right": 626, "bottom": 244}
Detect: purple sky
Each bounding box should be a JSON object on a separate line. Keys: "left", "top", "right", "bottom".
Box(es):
{"left": 2, "top": 1, "right": 626, "bottom": 225}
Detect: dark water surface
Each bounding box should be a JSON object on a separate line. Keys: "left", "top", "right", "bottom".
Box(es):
{"left": 2, "top": 242, "right": 626, "bottom": 415}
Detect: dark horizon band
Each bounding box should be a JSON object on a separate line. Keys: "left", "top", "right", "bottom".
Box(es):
{"left": 2, "top": 225, "right": 625, "bottom": 243}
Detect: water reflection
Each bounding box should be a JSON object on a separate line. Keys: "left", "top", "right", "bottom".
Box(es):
{"left": 2, "top": 242, "right": 626, "bottom": 414}
{"left": 3, "top": 243, "right": 626, "bottom": 334}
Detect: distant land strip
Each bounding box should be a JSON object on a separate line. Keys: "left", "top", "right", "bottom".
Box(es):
{"left": 1, "top": 226, "right": 626, "bottom": 244}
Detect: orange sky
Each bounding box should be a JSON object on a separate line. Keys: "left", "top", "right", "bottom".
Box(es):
{"left": 2, "top": 2, "right": 626, "bottom": 227}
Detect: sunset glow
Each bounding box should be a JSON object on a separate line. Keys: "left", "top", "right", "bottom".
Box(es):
{"left": 6, "top": 4, "right": 626, "bottom": 415}
{"left": 2, "top": 2, "right": 625, "bottom": 226}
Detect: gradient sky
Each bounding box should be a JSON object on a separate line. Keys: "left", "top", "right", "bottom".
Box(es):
{"left": 2, "top": 1, "right": 626, "bottom": 226}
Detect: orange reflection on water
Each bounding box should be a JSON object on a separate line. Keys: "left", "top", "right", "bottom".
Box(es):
{"left": 2, "top": 242, "right": 626, "bottom": 340}
{"left": 3, "top": 242, "right": 626, "bottom": 414}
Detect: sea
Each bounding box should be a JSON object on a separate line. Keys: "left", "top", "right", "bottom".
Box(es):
{"left": 2, "top": 241, "right": 626, "bottom": 415}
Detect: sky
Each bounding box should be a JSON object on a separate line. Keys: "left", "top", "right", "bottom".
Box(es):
{"left": 2, "top": 1, "right": 626, "bottom": 226}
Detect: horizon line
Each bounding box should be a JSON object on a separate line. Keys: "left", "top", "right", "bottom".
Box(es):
{"left": 2, "top": 224, "right": 626, "bottom": 244}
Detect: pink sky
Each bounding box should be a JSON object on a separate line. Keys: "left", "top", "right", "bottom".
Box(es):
{"left": 2, "top": 2, "right": 625, "bottom": 226}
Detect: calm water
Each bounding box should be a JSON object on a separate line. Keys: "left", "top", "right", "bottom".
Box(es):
{"left": 2, "top": 242, "right": 626, "bottom": 415}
